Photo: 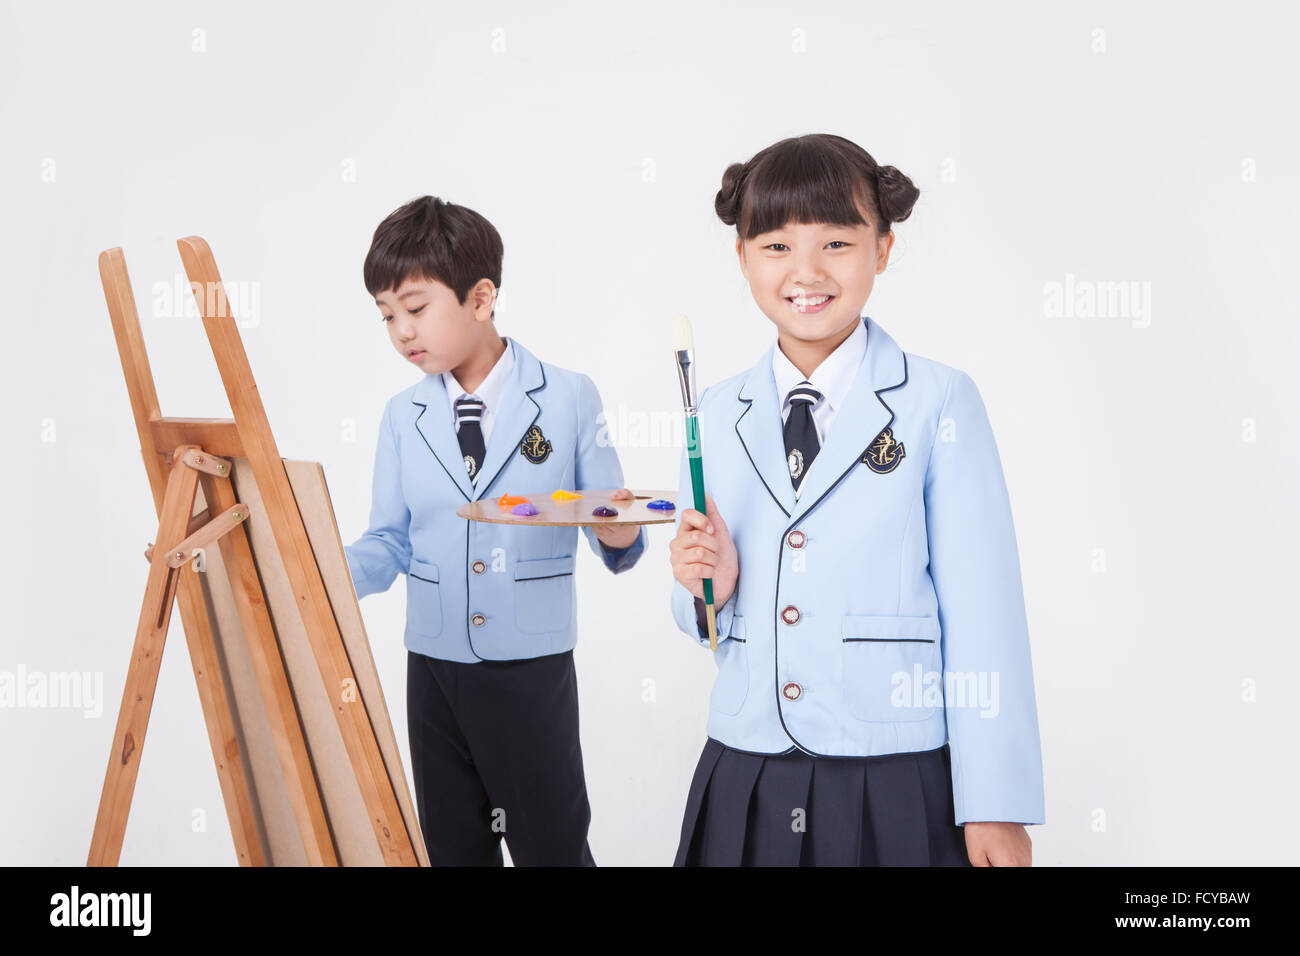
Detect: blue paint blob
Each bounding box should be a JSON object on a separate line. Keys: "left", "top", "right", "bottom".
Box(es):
{"left": 647, "top": 498, "right": 676, "bottom": 511}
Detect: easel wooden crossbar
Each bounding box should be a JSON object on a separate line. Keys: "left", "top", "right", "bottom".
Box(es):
{"left": 91, "top": 237, "right": 423, "bottom": 866}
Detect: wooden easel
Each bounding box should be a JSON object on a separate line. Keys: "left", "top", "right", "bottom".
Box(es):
{"left": 90, "top": 236, "right": 420, "bottom": 866}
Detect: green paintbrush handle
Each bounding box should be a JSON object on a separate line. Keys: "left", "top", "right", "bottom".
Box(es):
{"left": 685, "top": 413, "right": 715, "bottom": 606}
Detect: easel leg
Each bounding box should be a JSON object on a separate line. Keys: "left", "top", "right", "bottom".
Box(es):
{"left": 87, "top": 448, "right": 201, "bottom": 866}
{"left": 171, "top": 547, "right": 267, "bottom": 865}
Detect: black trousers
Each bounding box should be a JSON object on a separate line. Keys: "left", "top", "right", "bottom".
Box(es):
{"left": 406, "top": 649, "right": 596, "bottom": 866}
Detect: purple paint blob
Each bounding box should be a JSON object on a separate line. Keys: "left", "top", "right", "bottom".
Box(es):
{"left": 647, "top": 498, "right": 676, "bottom": 511}
{"left": 511, "top": 503, "right": 540, "bottom": 516}
{"left": 591, "top": 505, "right": 618, "bottom": 518}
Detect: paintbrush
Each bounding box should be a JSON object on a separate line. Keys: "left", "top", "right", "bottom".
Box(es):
{"left": 673, "top": 313, "right": 718, "bottom": 651}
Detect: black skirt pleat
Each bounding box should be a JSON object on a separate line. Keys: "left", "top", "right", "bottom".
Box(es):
{"left": 689, "top": 744, "right": 763, "bottom": 866}
{"left": 805, "top": 756, "right": 864, "bottom": 866}
{"left": 741, "top": 752, "right": 813, "bottom": 866}
{"left": 674, "top": 738, "right": 971, "bottom": 867}
{"left": 862, "top": 750, "right": 930, "bottom": 865}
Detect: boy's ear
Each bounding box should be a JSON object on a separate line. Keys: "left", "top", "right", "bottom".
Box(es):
{"left": 471, "top": 279, "right": 497, "bottom": 321}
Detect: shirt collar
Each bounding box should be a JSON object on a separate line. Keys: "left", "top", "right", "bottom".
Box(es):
{"left": 771, "top": 316, "right": 868, "bottom": 414}
{"left": 443, "top": 337, "right": 515, "bottom": 412}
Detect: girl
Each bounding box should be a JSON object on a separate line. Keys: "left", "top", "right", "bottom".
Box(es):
{"left": 667, "top": 133, "right": 1044, "bottom": 866}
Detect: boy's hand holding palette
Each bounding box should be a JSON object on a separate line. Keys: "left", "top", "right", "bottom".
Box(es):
{"left": 456, "top": 489, "right": 677, "bottom": 527}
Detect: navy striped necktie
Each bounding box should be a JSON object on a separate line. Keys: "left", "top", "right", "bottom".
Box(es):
{"left": 783, "top": 381, "right": 822, "bottom": 496}
{"left": 454, "top": 395, "right": 486, "bottom": 484}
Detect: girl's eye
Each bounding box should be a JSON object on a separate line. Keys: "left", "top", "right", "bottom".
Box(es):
{"left": 381, "top": 315, "right": 392, "bottom": 323}
{"left": 763, "top": 241, "right": 849, "bottom": 251}
{"left": 410, "top": 305, "right": 426, "bottom": 315}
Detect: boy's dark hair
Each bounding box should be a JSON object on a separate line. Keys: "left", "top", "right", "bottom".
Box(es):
{"left": 364, "top": 196, "right": 503, "bottom": 316}
{"left": 715, "top": 134, "right": 920, "bottom": 240}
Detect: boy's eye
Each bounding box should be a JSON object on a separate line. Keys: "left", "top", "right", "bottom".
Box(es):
{"left": 827, "top": 241, "right": 849, "bottom": 249}
{"left": 763, "top": 243, "right": 789, "bottom": 252}
{"left": 383, "top": 305, "right": 424, "bottom": 322}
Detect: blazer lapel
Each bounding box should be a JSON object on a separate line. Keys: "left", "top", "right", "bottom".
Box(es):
{"left": 411, "top": 372, "right": 475, "bottom": 501}
{"left": 787, "top": 315, "right": 908, "bottom": 525}
{"left": 471, "top": 338, "right": 545, "bottom": 502}
{"left": 735, "top": 343, "right": 797, "bottom": 518}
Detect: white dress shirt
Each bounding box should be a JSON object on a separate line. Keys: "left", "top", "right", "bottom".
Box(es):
{"left": 771, "top": 316, "right": 869, "bottom": 447}
{"left": 442, "top": 337, "right": 515, "bottom": 444}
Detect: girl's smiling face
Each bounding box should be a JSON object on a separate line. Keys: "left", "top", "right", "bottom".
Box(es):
{"left": 736, "top": 200, "right": 894, "bottom": 356}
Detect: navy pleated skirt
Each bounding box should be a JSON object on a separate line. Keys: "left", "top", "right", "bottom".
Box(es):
{"left": 674, "top": 738, "right": 971, "bottom": 866}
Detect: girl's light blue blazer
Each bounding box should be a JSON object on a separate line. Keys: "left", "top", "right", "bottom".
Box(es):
{"left": 669, "top": 315, "right": 1045, "bottom": 826}
{"left": 346, "top": 337, "right": 646, "bottom": 663}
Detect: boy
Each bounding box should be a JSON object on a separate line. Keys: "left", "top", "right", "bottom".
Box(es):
{"left": 344, "top": 196, "right": 646, "bottom": 866}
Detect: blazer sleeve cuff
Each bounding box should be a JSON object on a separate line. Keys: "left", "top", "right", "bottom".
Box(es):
{"left": 344, "top": 544, "right": 396, "bottom": 600}
{"left": 671, "top": 578, "right": 737, "bottom": 648}
{"left": 594, "top": 525, "right": 647, "bottom": 574}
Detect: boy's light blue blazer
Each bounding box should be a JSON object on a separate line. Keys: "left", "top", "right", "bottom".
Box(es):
{"left": 669, "top": 315, "right": 1045, "bottom": 826}
{"left": 347, "top": 337, "right": 646, "bottom": 663}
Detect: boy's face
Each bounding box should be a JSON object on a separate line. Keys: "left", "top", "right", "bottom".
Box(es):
{"left": 375, "top": 275, "right": 496, "bottom": 374}
{"left": 736, "top": 201, "right": 893, "bottom": 349}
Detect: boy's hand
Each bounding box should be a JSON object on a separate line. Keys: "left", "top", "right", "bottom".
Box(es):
{"left": 592, "top": 487, "right": 640, "bottom": 549}
{"left": 963, "top": 822, "right": 1032, "bottom": 866}
{"left": 669, "top": 492, "right": 738, "bottom": 607}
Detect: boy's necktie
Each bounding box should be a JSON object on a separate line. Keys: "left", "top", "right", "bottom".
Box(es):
{"left": 783, "top": 381, "right": 822, "bottom": 497}
{"left": 454, "top": 395, "right": 487, "bottom": 484}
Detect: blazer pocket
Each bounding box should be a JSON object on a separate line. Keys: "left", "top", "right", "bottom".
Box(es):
{"left": 841, "top": 615, "right": 941, "bottom": 722}
{"left": 514, "top": 555, "right": 575, "bottom": 634}
{"left": 709, "top": 615, "right": 748, "bottom": 716}
{"left": 406, "top": 558, "right": 443, "bottom": 638}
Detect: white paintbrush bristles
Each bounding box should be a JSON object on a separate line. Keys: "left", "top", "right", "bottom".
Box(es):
{"left": 672, "top": 312, "right": 694, "bottom": 352}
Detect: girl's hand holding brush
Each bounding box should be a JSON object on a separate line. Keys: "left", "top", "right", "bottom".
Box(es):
{"left": 669, "top": 491, "right": 739, "bottom": 607}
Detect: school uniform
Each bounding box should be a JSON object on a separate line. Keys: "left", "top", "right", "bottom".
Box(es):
{"left": 669, "top": 314, "right": 1044, "bottom": 866}
{"left": 346, "top": 336, "right": 647, "bottom": 865}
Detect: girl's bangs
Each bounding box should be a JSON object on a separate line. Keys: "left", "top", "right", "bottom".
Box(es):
{"left": 740, "top": 154, "right": 873, "bottom": 239}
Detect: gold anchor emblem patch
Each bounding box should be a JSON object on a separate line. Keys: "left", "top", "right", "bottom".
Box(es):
{"left": 863, "top": 427, "right": 905, "bottom": 474}
{"left": 520, "top": 425, "right": 552, "bottom": 464}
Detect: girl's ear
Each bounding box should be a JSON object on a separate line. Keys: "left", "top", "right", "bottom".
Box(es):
{"left": 875, "top": 230, "right": 896, "bottom": 275}
{"left": 735, "top": 236, "right": 749, "bottom": 280}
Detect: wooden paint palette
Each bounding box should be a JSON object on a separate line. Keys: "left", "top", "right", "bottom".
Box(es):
{"left": 456, "top": 489, "right": 678, "bottom": 527}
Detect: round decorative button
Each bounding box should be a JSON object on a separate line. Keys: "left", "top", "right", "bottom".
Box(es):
{"left": 786, "top": 529, "right": 806, "bottom": 549}
{"left": 471, "top": 560, "right": 486, "bottom": 574}
{"left": 471, "top": 613, "right": 486, "bottom": 627}
{"left": 782, "top": 682, "right": 803, "bottom": 701}
{"left": 781, "top": 605, "right": 801, "bottom": 625}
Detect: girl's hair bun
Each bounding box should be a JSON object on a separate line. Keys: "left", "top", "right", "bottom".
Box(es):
{"left": 714, "top": 162, "right": 747, "bottom": 227}
{"left": 714, "top": 135, "right": 920, "bottom": 238}
{"left": 874, "top": 164, "right": 920, "bottom": 225}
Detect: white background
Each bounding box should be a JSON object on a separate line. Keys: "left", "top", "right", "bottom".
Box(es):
{"left": 2, "top": 0, "right": 1296, "bottom": 866}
